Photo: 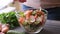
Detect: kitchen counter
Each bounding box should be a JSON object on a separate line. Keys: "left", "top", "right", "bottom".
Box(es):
{"left": 13, "top": 20, "right": 60, "bottom": 34}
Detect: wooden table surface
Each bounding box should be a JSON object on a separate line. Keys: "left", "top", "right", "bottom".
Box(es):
{"left": 14, "top": 20, "right": 60, "bottom": 34}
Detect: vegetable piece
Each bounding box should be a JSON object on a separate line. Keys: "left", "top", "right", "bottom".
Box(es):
{"left": 41, "top": 11, "right": 45, "bottom": 15}
{"left": 2, "top": 24, "right": 9, "bottom": 33}
{"left": 36, "top": 10, "right": 44, "bottom": 16}
{"left": 24, "top": 10, "right": 33, "bottom": 15}
{"left": 0, "top": 11, "right": 19, "bottom": 29}
{"left": 34, "top": 21, "right": 40, "bottom": 25}
{"left": 40, "top": 15, "right": 45, "bottom": 25}
{"left": 34, "top": 16, "right": 42, "bottom": 25}
{"left": 42, "top": 10, "right": 47, "bottom": 14}
{"left": 7, "top": 30, "right": 25, "bottom": 34}
{"left": 25, "top": 10, "right": 33, "bottom": 20}
{"left": 19, "top": 17, "right": 25, "bottom": 24}
{"left": 26, "top": 14, "right": 30, "bottom": 20}
{"left": 23, "top": 22, "right": 28, "bottom": 26}
{"left": 32, "top": 11, "right": 36, "bottom": 15}
{"left": 29, "top": 16, "right": 35, "bottom": 23}
{"left": 34, "top": 14, "right": 38, "bottom": 19}
{"left": 19, "top": 12, "right": 24, "bottom": 17}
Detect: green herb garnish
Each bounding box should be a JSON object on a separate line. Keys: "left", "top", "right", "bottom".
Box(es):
{"left": 0, "top": 11, "right": 19, "bottom": 29}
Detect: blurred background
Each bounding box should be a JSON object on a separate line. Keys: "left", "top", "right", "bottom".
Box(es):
{"left": 0, "top": 0, "right": 60, "bottom": 20}
{"left": 0, "top": 0, "right": 60, "bottom": 34}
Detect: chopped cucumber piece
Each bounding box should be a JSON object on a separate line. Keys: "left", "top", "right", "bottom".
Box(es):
{"left": 34, "top": 21, "right": 40, "bottom": 25}
{"left": 22, "top": 22, "right": 28, "bottom": 26}
{"left": 19, "top": 12, "right": 25, "bottom": 17}
{"left": 32, "top": 11, "right": 36, "bottom": 15}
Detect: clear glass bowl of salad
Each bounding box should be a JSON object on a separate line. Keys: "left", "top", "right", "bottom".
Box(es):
{"left": 17, "top": 9, "right": 48, "bottom": 34}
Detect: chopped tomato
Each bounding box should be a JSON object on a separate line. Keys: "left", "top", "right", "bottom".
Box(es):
{"left": 26, "top": 14, "right": 30, "bottom": 20}
{"left": 41, "top": 11, "right": 45, "bottom": 15}
{"left": 25, "top": 10, "right": 33, "bottom": 19}
{"left": 25, "top": 10, "right": 33, "bottom": 15}
{"left": 19, "top": 17, "right": 25, "bottom": 24}
{"left": 36, "top": 10, "right": 44, "bottom": 15}
{"left": 34, "top": 14, "right": 38, "bottom": 19}
{"left": 40, "top": 15, "right": 45, "bottom": 25}
{"left": 36, "top": 11, "right": 41, "bottom": 15}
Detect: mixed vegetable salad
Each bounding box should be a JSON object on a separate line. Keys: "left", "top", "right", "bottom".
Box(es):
{"left": 18, "top": 9, "right": 47, "bottom": 32}
{"left": 0, "top": 11, "right": 19, "bottom": 29}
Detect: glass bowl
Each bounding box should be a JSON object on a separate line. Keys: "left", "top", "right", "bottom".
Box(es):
{"left": 16, "top": 9, "right": 48, "bottom": 34}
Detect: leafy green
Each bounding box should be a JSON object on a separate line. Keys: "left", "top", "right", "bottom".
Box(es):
{"left": 0, "top": 11, "right": 19, "bottom": 29}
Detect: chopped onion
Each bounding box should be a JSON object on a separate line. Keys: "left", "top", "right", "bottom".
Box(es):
{"left": 30, "top": 16, "right": 35, "bottom": 22}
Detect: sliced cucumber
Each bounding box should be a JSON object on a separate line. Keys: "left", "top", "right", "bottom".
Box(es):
{"left": 32, "top": 11, "right": 36, "bottom": 15}
{"left": 29, "top": 16, "right": 35, "bottom": 23}
{"left": 34, "top": 21, "right": 40, "bottom": 25}
{"left": 19, "top": 12, "right": 25, "bottom": 17}
{"left": 22, "top": 22, "right": 28, "bottom": 26}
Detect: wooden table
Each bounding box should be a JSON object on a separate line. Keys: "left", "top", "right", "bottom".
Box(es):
{"left": 14, "top": 20, "right": 60, "bottom": 34}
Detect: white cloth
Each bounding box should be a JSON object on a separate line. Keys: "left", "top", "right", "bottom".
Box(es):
{"left": 0, "top": 7, "right": 15, "bottom": 14}
{"left": 0, "top": 0, "right": 13, "bottom": 9}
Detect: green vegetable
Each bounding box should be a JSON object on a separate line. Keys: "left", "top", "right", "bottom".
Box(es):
{"left": 22, "top": 22, "right": 28, "bottom": 26}
{"left": 42, "top": 10, "right": 47, "bottom": 14}
{"left": 32, "top": 11, "right": 36, "bottom": 15}
{"left": 34, "top": 21, "right": 40, "bottom": 25}
{"left": 19, "top": 11, "right": 25, "bottom": 17}
{"left": 7, "top": 30, "right": 25, "bottom": 34}
{"left": 0, "top": 11, "right": 19, "bottom": 29}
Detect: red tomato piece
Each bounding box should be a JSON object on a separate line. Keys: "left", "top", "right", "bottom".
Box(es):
{"left": 34, "top": 14, "right": 38, "bottom": 19}
{"left": 19, "top": 17, "right": 25, "bottom": 24}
